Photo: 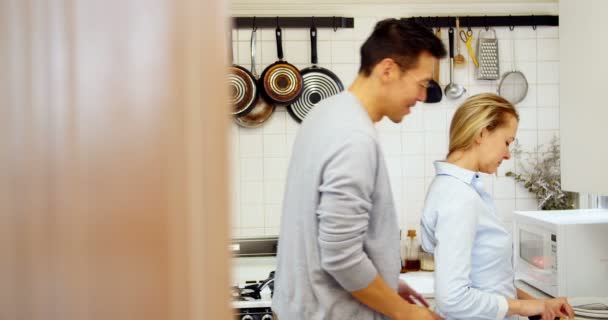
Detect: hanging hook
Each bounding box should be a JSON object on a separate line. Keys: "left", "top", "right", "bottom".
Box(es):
{"left": 276, "top": 16, "right": 280, "bottom": 28}
{"left": 466, "top": 16, "right": 472, "bottom": 32}
{"left": 531, "top": 15, "right": 537, "bottom": 30}
{"left": 509, "top": 15, "right": 515, "bottom": 31}
{"left": 333, "top": 16, "right": 337, "bottom": 32}
{"left": 311, "top": 16, "right": 315, "bottom": 28}
{"left": 484, "top": 15, "right": 489, "bottom": 31}
{"left": 252, "top": 16, "right": 257, "bottom": 31}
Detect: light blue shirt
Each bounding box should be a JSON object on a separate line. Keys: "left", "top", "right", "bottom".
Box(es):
{"left": 420, "top": 161, "right": 516, "bottom": 320}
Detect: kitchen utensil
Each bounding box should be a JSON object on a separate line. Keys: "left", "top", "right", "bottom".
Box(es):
{"left": 425, "top": 27, "right": 443, "bottom": 103}
{"left": 461, "top": 27, "right": 478, "bottom": 67}
{"left": 498, "top": 30, "right": 528, "bottom": 104}
{"left": 476, "top": 28, "right": 500, "bottom": 80}
{"left": 228, "top": 29, "right": 258, "bottom": 116}
{"left": 286, "top": 25, "right": 343, "bottom": 122}
{"left": 234, "top": 28, "right": 276, "bottom": 128}
{"left": 454, "top": 18, "right": 465, "bottom": 65}
{"left": 444, "top": 27, "right": 466, "bottom": 99}
{"left": 260, "top": 22, "right": 303, "bottom": 106}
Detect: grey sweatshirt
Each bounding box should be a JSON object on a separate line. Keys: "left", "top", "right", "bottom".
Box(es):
{"left": 272, "top": 91, "right": 401, "bottom": 320}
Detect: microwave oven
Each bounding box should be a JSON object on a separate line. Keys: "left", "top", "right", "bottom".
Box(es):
{"left": 513, "top": 209, "right": 608, "bottom": 297}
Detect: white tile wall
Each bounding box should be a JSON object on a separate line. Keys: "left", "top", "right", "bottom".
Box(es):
{"left": 231, "top": 17, "right": 559, "bottom": 236}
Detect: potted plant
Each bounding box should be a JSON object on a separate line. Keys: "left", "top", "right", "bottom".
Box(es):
{"left": 506, "top": 136, "right": 577, "bottom": 210}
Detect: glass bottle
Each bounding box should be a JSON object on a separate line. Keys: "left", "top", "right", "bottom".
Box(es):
{"left": 404, "top": 229, "right": 421, "bottom": 272}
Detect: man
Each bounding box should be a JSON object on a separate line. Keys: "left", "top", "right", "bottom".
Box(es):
{"left": 272, "top": 19, "right": 446, "bottom": 320}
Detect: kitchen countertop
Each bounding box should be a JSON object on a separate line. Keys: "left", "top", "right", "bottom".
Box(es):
{"left": 515, "top": 280, "right": 602, "bottom": 320}
{"left": 399, "top": 271, "right": 435, "bottom": 298}
{"left": 401, "top": 274, "right": 600, "bottom": 319}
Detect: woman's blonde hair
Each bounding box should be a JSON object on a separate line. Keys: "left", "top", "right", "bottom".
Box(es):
{"left": 448, "top": 93, "right": 519, "bottom": 157}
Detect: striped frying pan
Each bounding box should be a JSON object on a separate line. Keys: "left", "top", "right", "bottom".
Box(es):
{"left": 287, "top": 26, "right": 343, "bottom": 123}
{"left": 228, "top": 30, "right": 258, "bottom": 116}
{"left": 259, "top": 25, "right": 303, "bottom": 106}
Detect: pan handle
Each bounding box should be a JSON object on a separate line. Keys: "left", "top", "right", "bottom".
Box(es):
{"left": 276, "top": 26, "right": 284, "bottom": 60}
{"left": 310, "top": 26, "right": 318, "bottom": 65}
{"left": 250, "top": 29, "right": 257, "bottom": 77}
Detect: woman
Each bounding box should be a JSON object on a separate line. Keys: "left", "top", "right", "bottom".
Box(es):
{"left": 420, "top": 93, "right": 575, "bottom": 320}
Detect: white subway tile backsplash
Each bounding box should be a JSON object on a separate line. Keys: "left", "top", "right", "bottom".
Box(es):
{"left": 538, "top": 62, "right": 559, "bottom": 84}
{"left": 516, "top": 198, "right": 539, "bottom": 211}
{"left": 241, "top": 157, "right": 264, "bottom": 181}
{"left": 517, "top": 62, "right": 538, "bottom": 84}
{"left": 331, "top": 41, "right": 357, "bottom": 64}
{"left": 264, "top": 204, "right": 282, "bottom": 228}
{"left": 263, "top": 134, "right": 287, "bottom": 157}
{"left": 424, "top": 109, "right": 447, "bottom": 132}
{"left": 284, "top": 28, "right": 309, "bottom": 41}
{"left": 537, "top": 107, "right": 559, "bottom": 130}
{"left": 404, "top": 177, "right": 426, "bottom": 203}
{"left": 537, "top": 85, "right": 559, "bottom": 107}
{"left": 425, "top": 132, "right": 448, "bottom": 155}
{"left": 330, "top": 27, "right": 355, "bottom": 41}
{"left": 514, "top": 39, "right": 537, "bottom": 62}
{"left": 316, "top": 41, "right": 333, "bottom": 64}
{"left": 330, "top": 64, "right": 358, "bottom": 87}
{"left": 230, "top": 17, "right": 560, "bottom": 237}
{"left": 379, "top": 133, "right": 402, "bottom": 156}
{"left": 242, "top": 181, "right": 264, "bottom": 204}
{"left": 354, "top": 17, "right": 378, "bottom": 41}
{"left": 538, "top": 130, "right": 559, "bottom": 147}
{"left": 263, "top": 110, "right": 286, "bottom": 134}
{"left": 402, "top": 132, "right": 425, "bottom": 155}
{"left": 403, "top": 155, "right": 425, "bottom": 178}
{"left": 283, "top": 41, "right": 310, "bottom": 64}
{"left": 494, "top": 199, "right": 516, "bottom": 223}
{"left": 537, "top": 38, "right": 559, "bottom": 61}
{"left": 516, "top": 130, "right": 538, "bottom": 153}
{"left": 239, "top": 133, "right": 264, "bottom": 157}
{"left": 264, "top": 181, "right": 285, "bottom": 205}
{"left": 425, "top": 154, "right": 444, "bottom": 178}
{"left": 536, "top": 27, "right": 559, "bottom": 39}
{"left": 515, "top": 179, "right": 536, "bottom": 199}
{"left": 513, "top": 27, "right": 538, "bottom": 39}
{"left": 497, "top": 158, "right": 515, "bottom": 177}
{"left": 517, "top": 107, "right": 537, "bottom": 130}
{"left": 376, "top": 117, "right": 402, "bottom": 132}
{"left": 263, "top": 158, "right": 288, "bottom": 181}
{"left": 494, "top": 176, "right": 516, "bottom": 199}
{"left": 260, "top": 40, "right": 279, "bottom": 65}
{"left": 402, "top": 106, "right": 424, "bottom": 132}
{"left": 516, "top": 84, "right": 537, "bottom": 108}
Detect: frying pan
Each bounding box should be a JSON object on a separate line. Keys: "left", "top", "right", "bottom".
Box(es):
{"left": 234, "top": 28, "right": 276, "bottom": 128}
{"left": 287, "top": 26, "right": 343, "bottom": 123}
{"left": 228, "top": 30, "right": 258, "bottom": 116}
{"left": 259, "top": 24, "right": 303, "bottom": 106}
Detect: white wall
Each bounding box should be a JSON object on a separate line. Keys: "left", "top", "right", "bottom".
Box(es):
{"left": 230, "top": 2, "right": 560, "bottom": 237}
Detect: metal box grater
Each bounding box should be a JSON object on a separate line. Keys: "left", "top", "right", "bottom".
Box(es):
{"left": 476, "top": 28, "right": 499, "bottom": 80}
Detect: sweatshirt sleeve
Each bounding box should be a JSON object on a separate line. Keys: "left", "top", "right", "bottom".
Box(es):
{"left": 316, "top": 132, "right": 378, "bottom": 292}
{"left": 434, "top": 199, "right": 509, "bottom": 320}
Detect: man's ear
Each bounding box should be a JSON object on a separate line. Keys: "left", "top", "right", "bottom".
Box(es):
{"left": 373, "top": 58, "right": 398, "bottom": 81}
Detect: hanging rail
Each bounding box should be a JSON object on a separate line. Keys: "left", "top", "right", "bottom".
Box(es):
{"left": 403, "top": 15, "right": 558, "bottom": 29}
{"left": 233, "top": 16, "right": 354, "bottom": 29}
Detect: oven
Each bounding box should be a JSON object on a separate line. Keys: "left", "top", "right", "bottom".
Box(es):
{"left": 231, "top": 237, "right": 278, "bottom": 320}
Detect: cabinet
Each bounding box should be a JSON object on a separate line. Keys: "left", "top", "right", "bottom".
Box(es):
{"left": 559, "top": 0, "right": 608, "bottom": 195}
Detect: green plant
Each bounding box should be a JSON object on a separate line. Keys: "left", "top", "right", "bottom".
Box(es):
{"left": 506, "top": 136, "right": 576, "bottom": 210}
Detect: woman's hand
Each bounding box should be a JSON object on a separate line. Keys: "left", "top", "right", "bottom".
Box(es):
{"left": 510, "top": 297, "right": 575, "bottom": 320}
{"left": 397, "top": 279, "right": 429, "bottom": 307}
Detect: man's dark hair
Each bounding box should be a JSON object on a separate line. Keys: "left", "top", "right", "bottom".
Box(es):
{"left": 358, "top": 18, "right": 446, "bottom": 76}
